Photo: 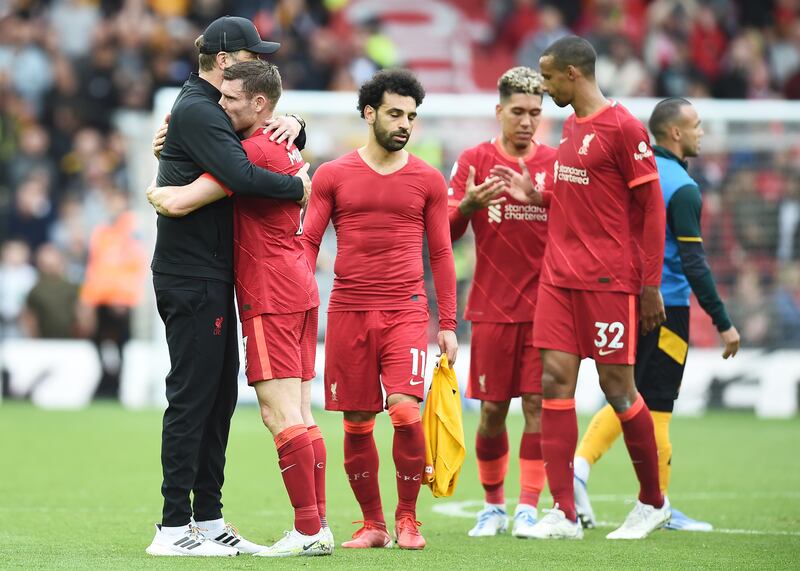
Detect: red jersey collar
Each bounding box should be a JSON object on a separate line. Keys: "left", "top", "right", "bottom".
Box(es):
{"left": 492, "top": 136, "right": 539, "bottom": 163}
{"left": 574, "top": 100, "right": 616, "bottom": 124}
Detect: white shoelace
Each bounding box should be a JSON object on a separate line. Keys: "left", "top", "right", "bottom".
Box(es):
{"left": 187, "top": 525, "right": 207, "bottom": 542}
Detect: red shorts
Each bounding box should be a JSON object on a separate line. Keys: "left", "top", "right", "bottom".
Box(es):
{"left": 324, "top": 309, "right": 428, "bottom": 412}
{"left": 241, "top": 307, "right": 318, "bottom": 384}
{"left": 466, "top": 321, "right": 542, "bottom": 401}
{"left": 533, "top": 283, "right": 638, "bottom": 365}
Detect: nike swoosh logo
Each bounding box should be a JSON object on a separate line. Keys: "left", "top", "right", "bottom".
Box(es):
{"left": 598, "top": 348, "right": 619, "bottom": 356}
{"left": 409, "top": 380, "right": 423, "bottom": 386}
{"left": 303, "top": 541, "right": 319, "bottom": 550}
{"left": 280, "top": 463, "right": 296, "bottom": 473}
{"left": 560, "top": 138, "right": 568, "bottom": 144}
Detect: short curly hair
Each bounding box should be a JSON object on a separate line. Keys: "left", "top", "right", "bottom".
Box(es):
{"left": 357, "top": 69, "right": 426, "bottom": 118}
{"left": 498, "top": 66, "right": 545, "bottom": 101}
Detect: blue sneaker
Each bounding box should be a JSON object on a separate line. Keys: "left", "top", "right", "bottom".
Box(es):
{"left": 665, "top": 507, "right": 713, "bottom": 532}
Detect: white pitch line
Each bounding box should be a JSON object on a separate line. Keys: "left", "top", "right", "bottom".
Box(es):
{"left": 591, "top": 521, "right": 800, "bottom": 537}
{"left": 433, "top": 499, "right": 800, "bottom": 537}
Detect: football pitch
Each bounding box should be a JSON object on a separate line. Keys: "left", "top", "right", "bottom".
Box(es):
{"left": 2, "top": 402, "right": 798, "bottom": 569}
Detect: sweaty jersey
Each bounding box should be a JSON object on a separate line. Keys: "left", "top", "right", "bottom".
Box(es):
{"left": 302, "top": 150, "right": 457, "bottom": 331}
{"left": 542, "top": 101, "right": 660, "bottom": 294}
{"left": 448, "top": 138, "right": 556, "bottom": 322}
{"left": 230, "top": 131, "right": 319, "bottom": 320}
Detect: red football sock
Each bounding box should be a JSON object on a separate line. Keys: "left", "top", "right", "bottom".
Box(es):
{"left": 307, "top": 425, "right": 327, "bottom": 526}
{"left": 475, "top": 431, "right": 509, "bottom": 505}
{"left": 541, "top": 399, "right": 578, "bottom": 522}
{"left": 519, "top": 431, "right": 545, "bottom": 507}
{"left": 275, "top": 425, "right": 321, "bottom": 536}
{"left": 617, "top": 394, "right": 664, "bottom": 508}
{"left": 343, "top": 418, "right": 384, "bottom": 524}
{"left": 389, "top": 401, "right": 425, "bottom": 519}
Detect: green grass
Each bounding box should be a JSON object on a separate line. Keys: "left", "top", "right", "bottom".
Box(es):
{"left": 1, "top": 402, "right": 798, "bottom": 569}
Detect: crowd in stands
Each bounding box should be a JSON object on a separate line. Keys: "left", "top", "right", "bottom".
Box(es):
{"left": 1, "top": 0, "right": 799, "bottom": 354}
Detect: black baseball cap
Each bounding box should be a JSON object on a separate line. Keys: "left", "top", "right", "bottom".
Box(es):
{"left": 199, "top": 16, "right": 280, "bottom": 55}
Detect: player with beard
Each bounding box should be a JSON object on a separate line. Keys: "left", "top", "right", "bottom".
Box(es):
{"left": 494, "top": 36, "right": 670, "bottom": 540}
{"left": 447, "top": 67, "right": 556, "bottom": 539}
{"left": 572, "top": 98, "right": 740, "bottom": 533}
{"left": 302, "top": 69, "right": 458, "bottom": 551}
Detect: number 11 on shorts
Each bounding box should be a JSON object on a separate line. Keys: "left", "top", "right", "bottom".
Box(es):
{"left": 410, "top": 348, "right": 427, "bottom": 376}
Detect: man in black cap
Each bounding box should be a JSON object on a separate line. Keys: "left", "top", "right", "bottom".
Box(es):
{"left": 145, "top": 16, "right": 311, "bottom": 557}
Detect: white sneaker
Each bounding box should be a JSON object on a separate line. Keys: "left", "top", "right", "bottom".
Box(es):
{"left": 145, "top": 524, "right": 238, "bottom": 557}
{"left": 511, "top": 504, "right": 538, "bottom": 538}
{"left": 321, "top": 526, "right": 335, "bottom": 553}
{"left": 527, "top": 507, "right": 583, "bottom": 540}
{"left": 254, "top": 528, "right": 332, "bottom": 557}
{"left": 574, "top": 475, "right": 596, "bottom": 529}
{"left": 207, "top": 522, "right": 265, "bottom": 554}
{"left": 606, "top": 497, "right": 671, "bottom": 540}
{"left": 467, "top": 505, "right": 508, "bottom": 537}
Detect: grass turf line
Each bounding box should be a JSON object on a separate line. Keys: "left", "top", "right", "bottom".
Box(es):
{"left": 1, "top": 402, "right": 798, "bottom": 569}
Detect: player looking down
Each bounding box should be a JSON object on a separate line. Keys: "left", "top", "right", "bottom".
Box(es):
{"left": 573, "top": 97, "right": 741, "bottom": 533}
{"left": 448, "top": 66, "right": 556, "bottom": 539}
{"left": 147, "top": 60, "right": 331, "bottom": 557}
{"left": 494, "top": 36, "right": 671, "bottom": 540}
{"left": 302, "top": 69, "right": 458, "bottom": 551}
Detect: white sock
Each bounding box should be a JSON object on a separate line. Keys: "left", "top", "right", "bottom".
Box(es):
{"left": 160, "top": 524, "right": 190, "bottom": 537}
{"left": 485, "top": 502, "right": 506, "bottom": 512}
{"left": 573, "top": 456, "right": 591, "bottom": 483}
{"left": 195, "top": 517, "right": 225, "bottom": 533}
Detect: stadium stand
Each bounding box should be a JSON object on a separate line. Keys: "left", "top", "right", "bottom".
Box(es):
{"left": 1, "top": 0, "right": 799, "bottom": 353}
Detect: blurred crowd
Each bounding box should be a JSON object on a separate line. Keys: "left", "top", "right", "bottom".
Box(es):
{"left": 489, "top": 0, "right": 800, "bottom": 99}
{"left": 1, "top": 0, "right": 799, "bottom": 361}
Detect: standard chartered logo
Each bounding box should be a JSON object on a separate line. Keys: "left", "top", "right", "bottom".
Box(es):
{"left": 488, "top": 203, "right": 547, "bottom": 223}
{"left": 488, "top": 203, "right": 503, "bottom": 224}
{"left": 504, "top": 204, "right": 547, "bottom": 221}
{"left": 557, "top": 164, "right": 590, "bottom": 185}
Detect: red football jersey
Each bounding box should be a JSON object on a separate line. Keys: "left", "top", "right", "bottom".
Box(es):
{"left": 302, "top": 150, "right": 457, "bottom": 331}
{"left": 448, "top": 138, "right": 556, "bottom": 322}
{"left": 232, "top": 131, "right": 319, "bottom": 320}
{"left": 542, "top": 101, "right": 660, "bottom": 294}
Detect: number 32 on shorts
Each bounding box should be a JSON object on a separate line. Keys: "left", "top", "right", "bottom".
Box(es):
{"left": 594, "top": 321, "right": 625, "bottom": 354}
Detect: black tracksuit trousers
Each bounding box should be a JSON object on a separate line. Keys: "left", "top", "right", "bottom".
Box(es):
{"left": 153, "top": 272, "right": 239, "bottom": 526}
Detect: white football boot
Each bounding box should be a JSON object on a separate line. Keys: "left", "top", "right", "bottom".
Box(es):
{"left": 467, "top": 505, "right": 508, "bottom": 537}
{"left": 254, "top": 528, "right": 332, "bottom": 557}
{"left": 145, "top": 524, "right": 238, "bottom": 557}
{"left": 321, "top": 526, "right": 335, "bottom": 553}
{"left": 206, "top": 522, "right": 265, "bottom": 554}
{"left": 511, "top": 504, "right": 538, "bottom": 538}
{"left": 527, "top": 507, "right": 584, "bottom": 540}
{"left": 606, "top": 497, "right": 672, "bottom": 539}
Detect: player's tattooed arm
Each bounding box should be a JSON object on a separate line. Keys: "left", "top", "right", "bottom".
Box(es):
{"left": 489, "top": 159, "right": 544, "bottom": 205}
{"left": 146, "top": 175, "right": 226, "bottom": 217}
